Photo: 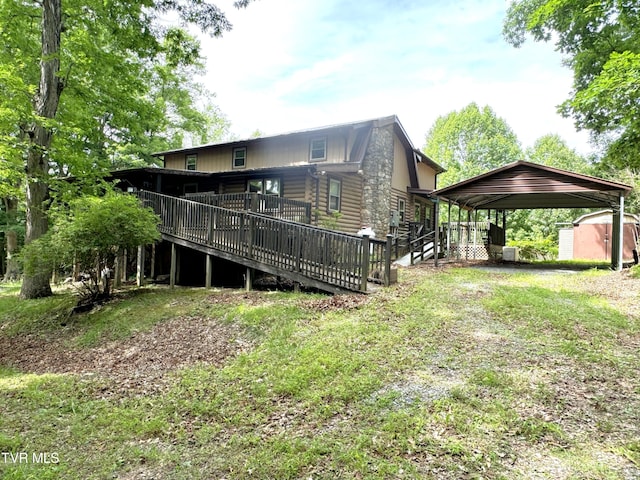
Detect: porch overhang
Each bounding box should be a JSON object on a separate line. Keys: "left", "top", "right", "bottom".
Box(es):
{"left": 406, "top": 187, "right": 436, "bottom": 200}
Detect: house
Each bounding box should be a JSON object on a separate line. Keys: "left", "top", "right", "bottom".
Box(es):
{"left": 152, "top": 115, "right": 444, "bottom": 239}
{"left": 558, "top": 210, "right": 639, "bottom": 263}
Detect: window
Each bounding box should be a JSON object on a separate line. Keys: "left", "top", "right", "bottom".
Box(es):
{"left": 233, "top": 147, "right": 246, "bottom": 169}
{"left": 186, "top": 154, "right": 197, "bottom": 171}
{"left": 414, "top": 202, "right": 421, "bottom": 222}
{"left": 248, "top": 177, "right": 280, "bottom": 195}
{"left": 310, "top": 138, "right": 327, "bottom": 162}
{"left": 328, "top": 178, "right": 341, "bottom": 212}
{"left": 398, "top": 199, "right": 406, "bottom": 223}
{"left": 184, "top": 183, "right": 198, "bottom": 194}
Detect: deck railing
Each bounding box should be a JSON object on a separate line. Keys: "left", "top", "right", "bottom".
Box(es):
{"left": 184, "top": 191, "right": 312, "bottom": 224}
{"left": 139, "top": 191, "right": 391, "bottom": 292}
{"left": 447, "top": 221, "right": 505, "bottom": 247}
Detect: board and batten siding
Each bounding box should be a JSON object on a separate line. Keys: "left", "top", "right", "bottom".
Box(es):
{"left": 163, "top": 133, "right": 349, "bottom": 172}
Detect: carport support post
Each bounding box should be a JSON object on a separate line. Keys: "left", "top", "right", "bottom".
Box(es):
{"left": 457, "top": 205, "right": 462, "bottom": 260}
{"left": 434, "top": 197, "right": 440, "bottom": 267}
{"left": 447, "top": 201, "right": 452, "bottom": 258}
{"left": 612, "top": 194, "right": 625, "bottom": 271}
{"left": 205, "top": 254, "right": 213, "bottom": 288}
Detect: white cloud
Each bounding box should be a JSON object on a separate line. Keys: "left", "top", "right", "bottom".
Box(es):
{"left": 193, "top": 0, "right": 592, "bottom": 155}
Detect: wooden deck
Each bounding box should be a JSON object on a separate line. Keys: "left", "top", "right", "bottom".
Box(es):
{"left": 138, "top": 191, "right": 393, "bottom": 293}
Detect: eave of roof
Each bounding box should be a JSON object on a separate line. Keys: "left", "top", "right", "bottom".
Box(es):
{"left": 433, "top": 161, "right": 633, "bottom": 210}
{"left": 153, "top": 115, "right": 402, "bottom": 157}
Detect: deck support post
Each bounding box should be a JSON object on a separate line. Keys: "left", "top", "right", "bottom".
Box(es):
{"left": 361, "top": 234, "right": 370, "bottom": 292}
{"left": 136, "top": 245, "right": 145, "bottom": 287}
{"left": 150, "top": 243, "right": 156, "bottom": 281}
{"left": 170, "top": 243, "right": 177, "bottom": 289}
{"left": 245, "top": 267, "right": 253, "bottom": 292}
{"left": 205, "top": 254, "right": 213, "bottom": 288}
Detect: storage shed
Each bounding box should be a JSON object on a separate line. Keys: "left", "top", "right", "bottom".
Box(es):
{"left": 559, "top": 210, "right": 639, "bottom": 263}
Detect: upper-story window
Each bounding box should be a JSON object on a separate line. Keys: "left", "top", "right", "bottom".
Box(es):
{"left": 233, "top": 147, "right": 246, "bottom": 169}
{"left": 186, "top": 154, "right": 197, "bottom": 171}
{"left": 310, "top": 138, "right": 327, "bottom": 162}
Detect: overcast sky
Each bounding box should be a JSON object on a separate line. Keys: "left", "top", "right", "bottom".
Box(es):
{"left": 194, "top": 0, "right": 592, "bottom": 155}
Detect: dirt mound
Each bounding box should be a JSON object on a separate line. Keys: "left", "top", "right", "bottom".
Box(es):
{"left": 0, "top": 315, "right": 250, "bottom": 398}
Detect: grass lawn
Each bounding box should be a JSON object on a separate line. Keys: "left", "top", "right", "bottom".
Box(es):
{"left": 0, "top": 264, "right": 638, "bottom": 479}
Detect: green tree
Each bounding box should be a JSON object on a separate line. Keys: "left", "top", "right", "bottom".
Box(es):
{"left": 0, "top": 0, "right": 251, "bottom": 298}
{"left": 508, "top": 134, "right": 593, "bottom": 248}
{"left": 23, "top": 193, "right": 160, "bottom": 299}
{"left": 423, "top": 103, "right": 523, "bottom": 188}
{"left": 503, "top": 0, "right": 640, "bottom": 170}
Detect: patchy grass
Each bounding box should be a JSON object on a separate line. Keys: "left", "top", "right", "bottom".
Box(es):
{"left": 1, "top": 266, "right": 639, "bottom": 479}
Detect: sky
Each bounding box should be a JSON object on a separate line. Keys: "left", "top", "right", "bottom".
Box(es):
{"left": 194, "top": 0, "right": 593, "bottom": 155}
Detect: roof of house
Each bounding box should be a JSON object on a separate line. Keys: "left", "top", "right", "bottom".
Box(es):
{"left": 152, "top": 115, "right": 445, "bottom": 175}
{"left": 433, "top": 161, "right": 632, "bottom": 210}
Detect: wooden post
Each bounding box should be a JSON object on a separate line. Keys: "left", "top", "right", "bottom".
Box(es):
{"left": 150, "top": 243, "right": 156, "bottom": 281}
{"left": 136, "top": 245, "right": 145, "bottom": 287}
{"left": 205, "top": 254, "right": 212, "bottom": 288}
{"left": 408, "top": 226, "right": 413, "bottom": 266}
{"left": 361, "top": 234, "right": 370, "bottom": 292}
{"left": 385, "top": 234, "right": 392, "bottom": 287}
{"left": 247, "top": 214, "right": 254, "bottom": 259}
{"left": 245, "top": 267, "right": 253, "bottom": 292}
{"left": 170, "top": 243, "right": 176, "bottom": 289}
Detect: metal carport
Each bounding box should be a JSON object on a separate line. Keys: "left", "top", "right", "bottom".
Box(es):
{"left": 432, "top": 161, "right": 633, "bottom": 270}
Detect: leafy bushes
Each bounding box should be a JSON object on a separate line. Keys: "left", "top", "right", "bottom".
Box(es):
{"left": 506, "top": 237, "right": 558, "bottom": 261}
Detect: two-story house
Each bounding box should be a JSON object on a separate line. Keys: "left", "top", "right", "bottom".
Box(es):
{"left": 150, "top": 115, "right": 444, "bottom": 239}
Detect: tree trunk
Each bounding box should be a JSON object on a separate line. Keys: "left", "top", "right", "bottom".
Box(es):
{"left": 20, "top": 0, "right": 62, "bottom": 299}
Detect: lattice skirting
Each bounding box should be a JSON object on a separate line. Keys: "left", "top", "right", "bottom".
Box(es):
{"left": 453, "top": 244, "right": 490, "bottom": 260}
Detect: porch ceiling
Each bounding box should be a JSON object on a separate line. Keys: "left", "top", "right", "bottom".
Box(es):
{"left": 433, "top": 161, "right": 632, "bottom": 210}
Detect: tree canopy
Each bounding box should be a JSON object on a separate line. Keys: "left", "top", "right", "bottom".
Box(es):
{"left": 503, "top": 0, "right": 640, "bottom": 170}
{"left": 507, "top": 134, "right": 593, "bottom": 245}
{"left": 0, "top": 0, "right": 249, "bottom": 297}
{"left": 423, "top": 103, "right": 523, "bottom": 188}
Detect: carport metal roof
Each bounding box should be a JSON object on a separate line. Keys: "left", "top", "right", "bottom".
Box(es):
{"left": 432, "top": 161, "right": 633, "bottom": 270}
{"left": 433, "top": 161, "right": 632, "bottom": 210}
